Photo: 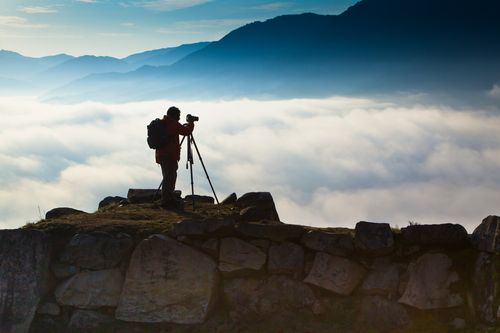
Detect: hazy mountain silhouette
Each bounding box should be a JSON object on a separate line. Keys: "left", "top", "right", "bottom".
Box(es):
{"left": 0, "top": 43, "right": 209, "bottom": 94}
{"left": 123, "top": 42, "right": 210, "bottom": 68}
{"left": 0, "top": 50, "right": 74, "bottom": 79}
{"left": 35, "top": 55, "right": 132, "bottom": 88}
{"left": 36, "top": 54, "right": 74, "bottom": 68}
{"left": 156, "top": 0, "right": 500, "bottom": 97}
{"left": 46, "top": 0, "right": 500, "bottom": 103}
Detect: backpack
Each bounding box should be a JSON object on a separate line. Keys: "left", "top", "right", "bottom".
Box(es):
{"left": 147, "top": 118, "right": 170, "bottom": 149}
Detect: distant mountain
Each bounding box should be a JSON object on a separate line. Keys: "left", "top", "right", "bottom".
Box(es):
{"left": 0, "top": 43, "right": 211, "bottom": 95}
{"left": 0, "top": 50, "right": 74, "bottom": 81}
{"left": 35, "top": 55, "right": 132, "bottom": 88}
{"left": 48, "top": 0, "right": 500, "bottom": 103}
{"left": 37, "top": 54, "right": 74, "bottom": 68}
{"left": 163, "top": 0, "right": 500, "bottom": 94}
{"left": 123, "top": 42, "right": 210, "bottom": 68}
{"left": 0, "top": 50, "right": 46, "bottom": 80}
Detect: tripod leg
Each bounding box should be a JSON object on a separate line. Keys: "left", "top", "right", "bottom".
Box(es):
{"left": 187, "top": 135, "right": 195, "bottom": 210}
{"left": 190, "top": 135, "right": 220, "bottom": 204}
{"left": 153, "top": 180, "right": 163, "bottom": 203}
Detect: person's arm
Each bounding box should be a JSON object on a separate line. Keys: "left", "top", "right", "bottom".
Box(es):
{"left": 175, "top": 122, "right": 194, "bottom": 136}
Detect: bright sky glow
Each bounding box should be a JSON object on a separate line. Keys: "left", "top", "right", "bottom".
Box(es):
{"left": 0, "top": 0, "right": 357, "bottom": 57}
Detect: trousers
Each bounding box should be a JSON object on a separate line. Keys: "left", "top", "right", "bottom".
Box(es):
{"left": 159, "top": 154, "right": 178, "bottom": 204}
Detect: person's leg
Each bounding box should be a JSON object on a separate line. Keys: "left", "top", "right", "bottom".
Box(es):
{"left": 160, "top": 155, "right": 178, "bottom": 205}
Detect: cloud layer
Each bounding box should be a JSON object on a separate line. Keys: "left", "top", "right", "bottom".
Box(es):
{"left": 0, "top": 96, "right": 499, "bottom": 231}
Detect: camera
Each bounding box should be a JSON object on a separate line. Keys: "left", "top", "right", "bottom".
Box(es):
{"left": 186, "top": 114, "right": 199, "bottom": 122}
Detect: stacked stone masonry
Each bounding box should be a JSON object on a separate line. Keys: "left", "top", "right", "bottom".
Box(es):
{"left": 0, "top": 192, "right": 499, "bottom": 332}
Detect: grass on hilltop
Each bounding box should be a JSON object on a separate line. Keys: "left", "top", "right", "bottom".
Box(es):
{"left": 24, "top": 201, "right": 238, "bottom": 239}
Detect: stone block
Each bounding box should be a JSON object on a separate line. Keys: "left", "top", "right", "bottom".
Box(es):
{"left": 116, "top": 235, "right": 219, "bottom": 324}
{"left": 304, "top": 252, "right": 366, "bottom": 295}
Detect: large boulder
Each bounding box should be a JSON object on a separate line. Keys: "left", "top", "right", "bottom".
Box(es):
{"left": 472, "top": 215, "right": 500, "bottom": 253}
{"left": 218, "top": 237, "right": 266, "bottom": 276}
{"left": 361, "top": 262, "right": 400, "bottom": 297}
{"left": 267, "top": 242, "right": 305, "bottom": 277}
{"left": 127, "top": 188, "right": 158, "bottom": 204}
{"left": 401, "top": 223, "right": 469, "bottom": 247}
{"left": 174, "top": 218, "right": 238, "bottom": 238}
{"left": 36, "top": 302, "right": 60, "bottom": 316}
{"left": 59, "top": 232, "right": 134, "bottom": 270}
{"left": 184, "top": 195, "right": 214, "bottom": 204}
{"left": 357, "top": 296, "right": 411, "bottom": 332}
{"left": 398, "top": 253, "right": 463, "bottom": 310}
{"left": 0, "top": 230, "right": 50, "bottom": 333}
{"left": 473, "top": 252, "right": 499, "bottom": 324}
{"left": 205, "top": 218, "right": 238, "bottom": 236}
{"left": 201, "top": 238, "right": 219, "bottom": 258}
{"left": 301, "top": 229, "right": 354, "bottom": 256}
{"left": 221, "top": 193, "right": 237, "bottom": 205}
{"left": 354, "top": 222, "right": 394, "bottom": 256}
{"left": 235, "top": 222, "right": 306, "bottom": 242}
{"left": 224, "top": 275, "right": 318, "bottom": 321}
{"left": 51, "top": 262, "right": 79, "bottom": 280}
{"left": 69, "top": 310, "right": 114, "bottom": 331}
{"left": 173, "top": 219, "right": 207, "bottom": 237}
{"left": 45, "top": 207, "right": 87, "bottom": 219}
{"left": 304, "top": 252, "right": 366, "bottom": 295}
{"left": 54, "top": 268, "right": 124, "bottom": 309}
{"left": 235, "top": 192, "right": 280, "bottom": 221}
{"left": 98, "top": 196, "right": 126, "bottom": 209}
{"left": 115, "top": 235, "right": 219, "bottom": 324}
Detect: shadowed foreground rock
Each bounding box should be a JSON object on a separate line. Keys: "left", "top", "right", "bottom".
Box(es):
{"left": 4, "top": 197, "right": 500, "bottom": 332}
{"left": 59, "top": 232, "right": 134, "bottom": 270}
{"left": 0, "top": 230, "right": 50, "bottom": 333}
{"left": 301, "top": 229, "right": 354, "bottom": 256}
{"left": 473, "top": 252, "right": 499, "bottom": 324}
{"left": 98, "top": 196, "right": 126, "bottom": 209}
{"left": 218, "top": 237, "right": 266, "bottom": 276}
{"left": 235, "top": 192, "right": 280, "bottom": 221}
{"left": 304, "top": 252, "right": 366, "bottom": 295}
{"left": 224, "top": 275, "right": 318, "bottom": 321}
{"left": 358, "top": 296, "right": 411, "bottom": 332}
{"left": 472, "top": 215, "right": 500, "bottom": 253}
{"left": 401, "top": 223, "right": 469, "bottom": 247}
{"left": 361, "top": 261, "right": 399, "bottom": 297}
{"left": 398, "top": 253, "right": 463, "bottom": 310}
{"left": 45, "top": 207, "right": 87, "bottom": 219}
{"left": 115, "top": 234, "right": 219, "bottom": 324}
{"left": 354, "top": 221, "right": 394, "bottom": 256}
{"left": 55, "top": 268, "right": 123, "bottom": 308}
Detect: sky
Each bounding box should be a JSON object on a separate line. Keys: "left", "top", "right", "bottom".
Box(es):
{"left": 0, "top": 0, "right": 357, "bottom": 57}
{"left": 1, "top": 96, "right": 499, "bottom": 231}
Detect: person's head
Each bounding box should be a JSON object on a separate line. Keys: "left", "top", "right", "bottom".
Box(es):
{"left": 167, "top": 106, "right": 181, "bottom": 121}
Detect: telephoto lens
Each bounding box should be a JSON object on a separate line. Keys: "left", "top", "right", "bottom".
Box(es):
{"left": 186, "top": 114, "right": 199, "bottom": 122}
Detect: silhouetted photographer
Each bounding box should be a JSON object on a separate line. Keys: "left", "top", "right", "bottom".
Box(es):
{"left": 154, "top": 106, "right": 194, "bottom": 209}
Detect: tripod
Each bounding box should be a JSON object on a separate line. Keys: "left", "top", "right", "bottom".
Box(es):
{"left": 153, "top": 134, "right": 219, "bottom": 209}
{"left": 181, "top": 134, "right": 219, "bottom": 209}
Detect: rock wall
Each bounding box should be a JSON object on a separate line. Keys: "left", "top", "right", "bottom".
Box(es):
{"left": 1, "top": 193, "right": 499, "bottom": 333}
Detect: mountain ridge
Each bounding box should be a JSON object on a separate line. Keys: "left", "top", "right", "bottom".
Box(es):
{"left": 0, "top": 42, "right": 212, "bottom": 93}
{"left": 49, "top": 0, "right": 500, "bottom": 102}
{"left": 2, "top": 0, "right": 499, "bottom": 103}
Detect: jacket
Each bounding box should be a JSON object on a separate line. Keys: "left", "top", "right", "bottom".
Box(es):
{"left": 155, "top": 115, "right": 194, "bottom": 163}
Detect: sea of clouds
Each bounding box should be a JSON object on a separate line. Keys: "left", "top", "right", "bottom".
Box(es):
{"left": 1, "top": 95, "right": 499, "bottom": 231}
